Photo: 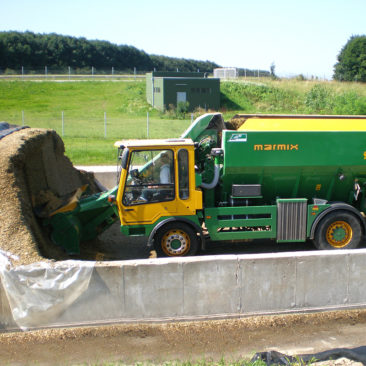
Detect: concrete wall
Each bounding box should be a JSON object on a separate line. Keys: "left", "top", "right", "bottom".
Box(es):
{"left": 2, "top": 249, "right": 366, "bottom": 330}
{"left": 77, "top": 166, "right": 118, "bottom": 190}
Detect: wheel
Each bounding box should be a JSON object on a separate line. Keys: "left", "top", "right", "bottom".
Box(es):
{"left": 154, "top": 222, "right": 199, "bottom": 257}
{"left": 314, "top": 210, "right": 362, "bottom": 250}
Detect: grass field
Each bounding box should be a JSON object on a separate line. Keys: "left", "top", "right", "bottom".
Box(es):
{"left": 0, "top": 80, "right": 191, "bottom": 164}
{"left": 1, "top": 78, "right": 365, "bottom": 164}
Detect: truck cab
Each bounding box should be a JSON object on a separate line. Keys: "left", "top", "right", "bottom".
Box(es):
{"left": 115, "top": 139, "right": 203, "bottom": 256}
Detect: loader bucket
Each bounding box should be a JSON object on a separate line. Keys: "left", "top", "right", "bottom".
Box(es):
{"left": 46, "top": 187, "right": 119, "bottom": 254}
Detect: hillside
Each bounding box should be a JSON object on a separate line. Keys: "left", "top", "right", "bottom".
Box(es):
{"left": 0, "top": 78, "right": 365, "bottom": 164}
{"left": 221, "top": 79, "right": 366, "bottom": 115}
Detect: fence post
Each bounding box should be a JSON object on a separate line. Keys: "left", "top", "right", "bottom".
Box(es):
{"left": 104, "top": 112, "right": 107, "bottom": 138}
{"left": 62, "top": 111, "right": 64, "bottom": 137}
{"left": 152, "top": 75, "right": 155, "bottom": 107}
{"left": 191, "top": 113, "right": 194, "bottom": 124}
{"left": 147, "top": 112, "right": 149, "bottom": 138}
{"left": 68, "top": 66, "right": 71, "bottom": 80}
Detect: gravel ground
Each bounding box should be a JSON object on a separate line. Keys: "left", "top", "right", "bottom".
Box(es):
{"left": 1, "top": 310, "right": 366, "bottom": 365}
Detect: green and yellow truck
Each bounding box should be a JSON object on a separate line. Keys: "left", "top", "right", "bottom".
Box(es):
{"left": 47, "top": 113, "right": 366, "bottom": 256}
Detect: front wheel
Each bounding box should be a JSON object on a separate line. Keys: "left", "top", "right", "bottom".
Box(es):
{"left": 314, "top": 210, "right": 362, "bottom": 250}
{"left": 154, "top": 222, "right": 199, "bottom": 257}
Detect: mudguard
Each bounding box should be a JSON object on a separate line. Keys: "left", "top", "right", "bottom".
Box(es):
{"left": 310, "top": 202, "right": 366, "bottom": 239}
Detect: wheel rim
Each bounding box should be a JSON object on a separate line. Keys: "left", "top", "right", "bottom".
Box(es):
{"left": 326, "top": 221, "right": 353, "bottom": 248}
{"left": 161, "top": 228, "right": 191, "bottom": 256}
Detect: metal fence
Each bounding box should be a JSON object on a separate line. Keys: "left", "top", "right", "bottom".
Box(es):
{"left": 0, "top": 67, "right": 146, "bottom": 80}
{"left": 0, "top": 66, "right": 274, "bottom": 80}
{"left": 1, "top": 111, "right": 193, "bottom": 140}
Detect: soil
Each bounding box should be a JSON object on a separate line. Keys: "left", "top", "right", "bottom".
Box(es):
{"left": 0, "top": 128, "right": 100, "bottom": 265}
{"left": 0, "top": 310, "right": 366, "bottom": 365}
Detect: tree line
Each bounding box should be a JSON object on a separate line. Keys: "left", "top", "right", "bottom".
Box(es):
{"left": 1, "top": 31, "right": 364, "bottom": 81}
{"left": 0, "top": 31, "right": 219, "bottom": 73}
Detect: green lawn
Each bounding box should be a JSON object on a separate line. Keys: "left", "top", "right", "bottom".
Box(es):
{"left": 0, "top": 80, "right": 191, "bottom": 164}
{"left": 1, "top": 78, "right": 365, "bottom": 165}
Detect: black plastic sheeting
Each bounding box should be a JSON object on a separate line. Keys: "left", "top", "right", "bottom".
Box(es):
{"left": 251, "top": 346, "right": 366, "bottom": 365}
{"left": 0, "top": 122, "right": 28, "bottom": 140}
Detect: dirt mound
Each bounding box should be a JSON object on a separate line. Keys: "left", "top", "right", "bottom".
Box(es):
{"left": 0, "top": 128, "right": 99, "bottom": 265}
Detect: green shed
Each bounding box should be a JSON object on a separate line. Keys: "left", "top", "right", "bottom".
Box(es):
{"left": 146, "top": 71, "right": 220, "bottom": 112}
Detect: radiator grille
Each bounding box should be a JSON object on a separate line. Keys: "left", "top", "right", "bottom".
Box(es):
{"left": 277, "top": 199, "right": 307, "bottom": 241}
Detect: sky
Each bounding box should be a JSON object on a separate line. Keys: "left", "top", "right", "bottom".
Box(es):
{"left": 0, "top": 0, "right": 365, "bottom": 79}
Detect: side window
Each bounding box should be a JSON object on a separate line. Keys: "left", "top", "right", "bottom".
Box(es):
{"left": 178, "top": 149, "right": 189, "bottom": 200}
{"left": 123, "top": 149, "right": 175, "bottom": 206}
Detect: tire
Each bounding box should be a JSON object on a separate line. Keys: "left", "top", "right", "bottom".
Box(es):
{"left": 154, "top": 222, "right": 199, "bottom": 257}
{"left": 314, "top": 210, "right": 362, "bottom": 250}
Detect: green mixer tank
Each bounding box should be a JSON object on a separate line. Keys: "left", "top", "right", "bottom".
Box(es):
{"left": 216, "top": 117, "right": 366, "bottom": 208}
{"left": 203, "top": 115, "right": 366, "bottom": 248}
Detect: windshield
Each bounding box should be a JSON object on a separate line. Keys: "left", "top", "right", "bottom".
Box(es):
{"left": 123, "top": 149, "right": 175, "bottom": 206}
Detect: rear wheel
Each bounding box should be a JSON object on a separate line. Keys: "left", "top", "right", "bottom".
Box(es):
{"left": 154, "top": 222, "right": 199, "bottom": 257}
{"left": 314, "top": 210, "right": 362, "bottom": 250}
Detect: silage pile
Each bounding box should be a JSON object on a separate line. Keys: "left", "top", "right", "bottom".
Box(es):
{"left": 0, "top": 128, "right": 99, "bottom": 265}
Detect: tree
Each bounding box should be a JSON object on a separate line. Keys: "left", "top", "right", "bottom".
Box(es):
{"left": 334, "top": 35, "right": 366, "bottom": 82}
